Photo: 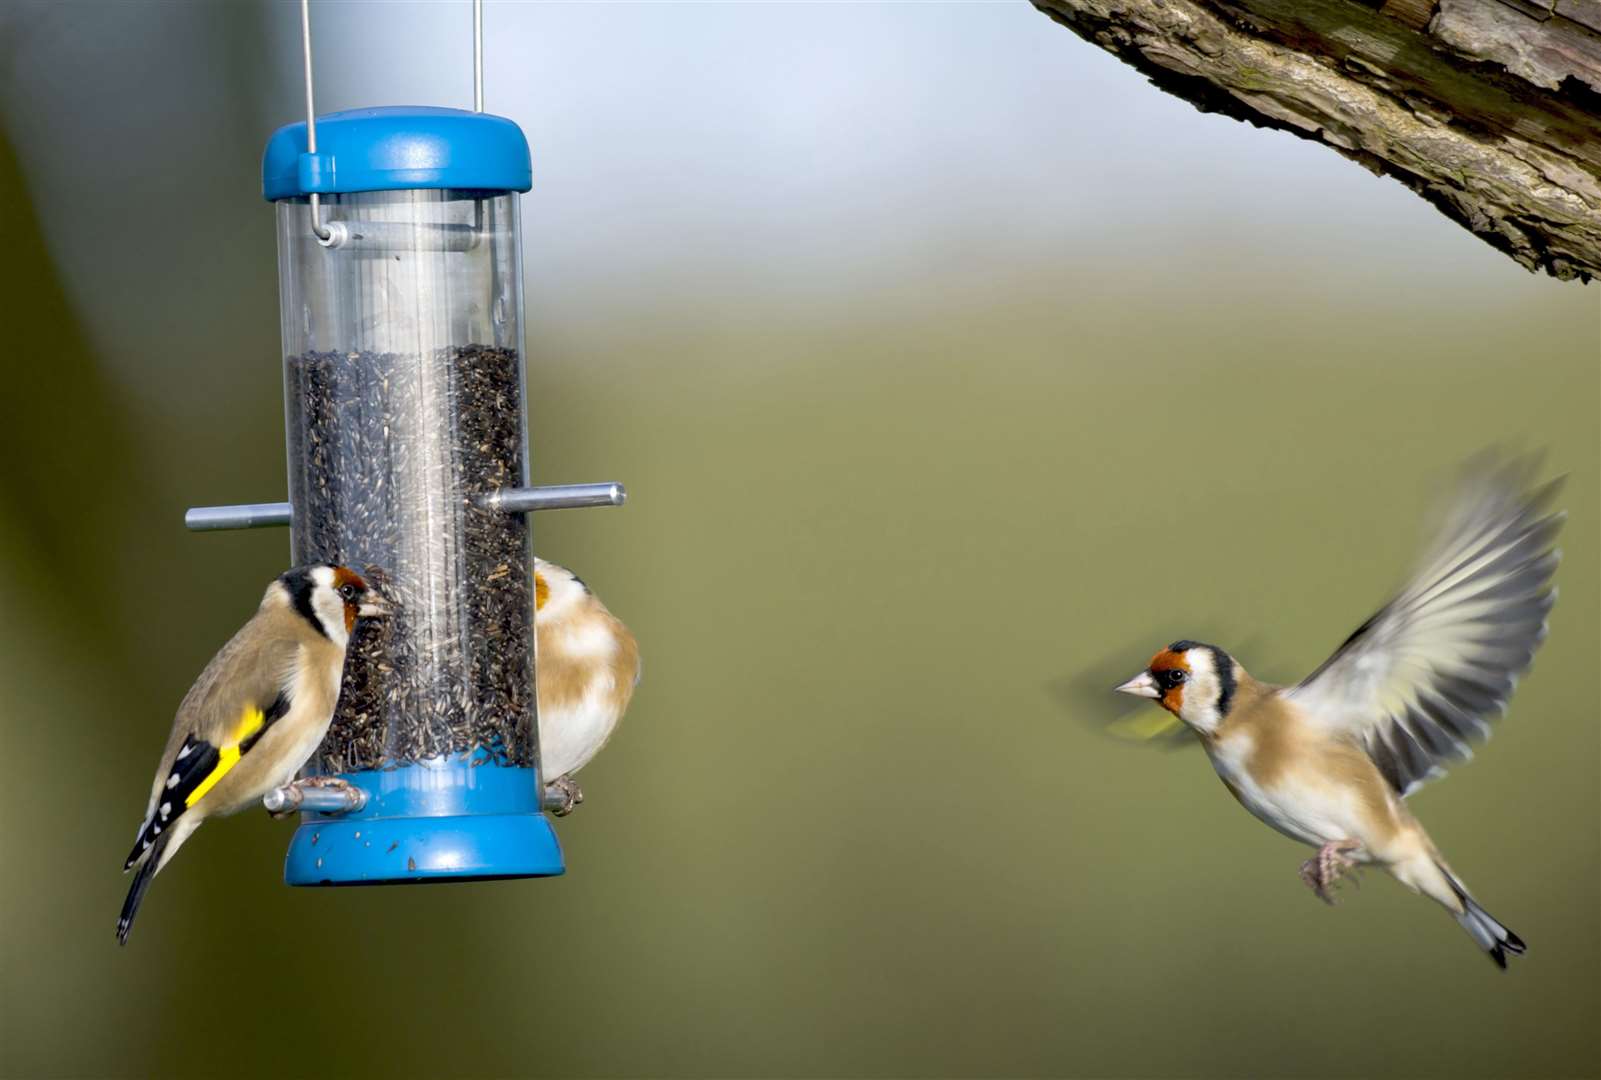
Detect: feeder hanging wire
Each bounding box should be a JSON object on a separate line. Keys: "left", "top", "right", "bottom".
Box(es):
{"left": 298, "top": 0, "right": 331, "bottom": 244}
{"left": 475, "top": 0, "right": 485, "bottom": 113}
{"left": 298, "top": 0, "right": 486, "bottom": 243}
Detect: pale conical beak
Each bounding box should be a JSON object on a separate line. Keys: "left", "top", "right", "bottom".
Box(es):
{"left": 358, "top": 599, "right": 390, "bottom": 618}
{"left": 1114, "top": 671, "right": 1160, "bottom": 699}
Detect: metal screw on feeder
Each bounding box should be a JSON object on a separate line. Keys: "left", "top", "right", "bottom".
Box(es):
{"left": 185, "top": 0, "right": 627, "bottom": 885}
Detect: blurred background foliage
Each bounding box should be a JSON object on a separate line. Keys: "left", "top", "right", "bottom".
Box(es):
{"left": 0, "top": 2, "right": 1595, "bottom": 1077}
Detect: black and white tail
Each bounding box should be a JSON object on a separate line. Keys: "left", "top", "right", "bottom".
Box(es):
{"left": 1439, "top": 862, "right": 1525, "bottom": 969}
{"left": 117, "top": 832, "right": 170, "bottom": 946}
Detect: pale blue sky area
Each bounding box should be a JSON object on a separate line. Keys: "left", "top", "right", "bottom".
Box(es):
{"left": 1, "top": 0, "right": 1579, "bottom": 395}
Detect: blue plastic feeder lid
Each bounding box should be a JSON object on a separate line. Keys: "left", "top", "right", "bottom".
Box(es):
{"left": 262, "top": 105, "right": 532, "bottom": 201}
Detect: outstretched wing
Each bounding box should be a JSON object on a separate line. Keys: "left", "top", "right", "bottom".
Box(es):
{"left": 1286, "top": 456, "right": 1562, "bottom": 797}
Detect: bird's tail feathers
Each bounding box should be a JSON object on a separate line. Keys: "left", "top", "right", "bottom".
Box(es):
{"left": 1438, "top": 862, "right": 1524, "bottom": 970}
{"left": 117, "top": 831, "right": 170, "bottom": 946}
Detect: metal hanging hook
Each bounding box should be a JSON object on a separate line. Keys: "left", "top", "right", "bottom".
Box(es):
{"left": 299, "top": 0, "right": 334, "bottom": 245}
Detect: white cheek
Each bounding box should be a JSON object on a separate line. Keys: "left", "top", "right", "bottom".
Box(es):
{"left": 1180, "top": 678, "right": 1221, "bottom": 732}
{"left": 313, "top": 592, "right": 348, "bottom": 647}
{"left": 537, "top": 585, "right": 581, "bottom": 622}
{"left": 1177, "top": 652, "right": 1221, "bottom": 731}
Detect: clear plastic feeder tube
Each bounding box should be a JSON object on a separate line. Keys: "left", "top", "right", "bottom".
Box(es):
{"left": 278, "top": 189, "right": 537, "bottom": 776}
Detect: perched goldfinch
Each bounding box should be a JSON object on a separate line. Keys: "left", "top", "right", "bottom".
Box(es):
{"left": 534, "top": 557, "right": 640, "bottom": 814}
{"left": 1115, "top": 457, "right": 1561, "bottom": 968}
{"left": 118, "top": 565, "right": 386, "bottom": 944}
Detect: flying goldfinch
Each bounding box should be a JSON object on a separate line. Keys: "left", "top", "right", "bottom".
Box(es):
{"left": 118, "top": 565, "right": 386, "bottom": 944}
{"left": 534, "top": 557, "right": 640, "bottom": 814}
{"left": 1114, "top": 457, "right": 1561, "bottom": 968}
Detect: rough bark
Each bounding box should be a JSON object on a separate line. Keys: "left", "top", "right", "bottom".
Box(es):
{"left": 1031, "top": 0, "right": 1601, "bottom": 281}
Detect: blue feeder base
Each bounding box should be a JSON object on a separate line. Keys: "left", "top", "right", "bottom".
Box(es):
{"left": 284, "top": 760, "right": 564, "bottom": 886}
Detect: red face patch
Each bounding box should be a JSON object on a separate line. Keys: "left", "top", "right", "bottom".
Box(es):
{"left": 333, "top": 566, "right": 368, "bottom": 633}
{"left": 1147, "top": 649, "right": 1191, "bottom": 715}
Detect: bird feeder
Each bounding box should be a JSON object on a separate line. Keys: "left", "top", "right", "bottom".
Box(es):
{"left": 185, "top": 5, "right": 624, "bottom": 885}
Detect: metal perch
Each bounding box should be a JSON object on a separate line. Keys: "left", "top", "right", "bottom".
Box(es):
{"left": 187, "top": 482, "right": 626, "bottom": 531}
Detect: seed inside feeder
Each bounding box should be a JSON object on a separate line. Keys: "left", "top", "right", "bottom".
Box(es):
{"left": 286, "top": 344, "right": 535, "bottom": 775}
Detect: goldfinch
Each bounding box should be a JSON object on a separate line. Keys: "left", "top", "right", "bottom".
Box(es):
{"left": 534, "top": 557, "right": 640, "bottom": 814}
{"left": 117, "top": 565, "right": 386, "bottom": 944}
{"left": 1115, "top": 456, "right": 1561, "bottom": 968}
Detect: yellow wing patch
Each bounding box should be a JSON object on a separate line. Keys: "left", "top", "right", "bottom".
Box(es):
{"left": 1108, "top": 710, "right": 1186, "bottom": 742}
{"left": 184, "top": 706, "right": 265, "bottom": 808}
{"left": 233, "top": 707, "right": 266, "bottom": 744}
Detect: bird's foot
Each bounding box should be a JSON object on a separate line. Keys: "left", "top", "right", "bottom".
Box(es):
{"left": 266, "top": 776, "right": 362, "bottom": 818}
{"left": 1300, "top": 839, "right": 1362, "bottom": 905}
{"left": 543, "top": 775, "right": 584, "bottom": 817}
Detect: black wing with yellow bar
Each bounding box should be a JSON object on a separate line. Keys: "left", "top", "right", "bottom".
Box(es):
{"left": 122, "top": 691, "right": 290, "bottom": 870}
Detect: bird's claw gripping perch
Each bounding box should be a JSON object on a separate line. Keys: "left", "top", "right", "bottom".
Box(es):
{"left": 263, "top": 777, "right": 368, "bottom": 818}
{"left": 542, "top": 775, "right": 584, "bottom": 817}
{"left": 1300, "top": 839, "right": 1362, "bottom": 905}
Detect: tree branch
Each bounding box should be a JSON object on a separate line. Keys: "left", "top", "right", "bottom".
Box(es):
{"left": 1032, "top": 0, "right": 1601, "bottom": 281}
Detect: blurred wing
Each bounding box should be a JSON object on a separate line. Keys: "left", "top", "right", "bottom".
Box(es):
{"left": 1287, "top": 456, "right": 1563, "bottom": 796}
{"left": 1106, "top": 710, "right": 1188, "bottom": 743}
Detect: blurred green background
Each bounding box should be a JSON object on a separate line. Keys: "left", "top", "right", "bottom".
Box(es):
{"left": 1, "top": 2, "right": 1596, "bottom": 1077}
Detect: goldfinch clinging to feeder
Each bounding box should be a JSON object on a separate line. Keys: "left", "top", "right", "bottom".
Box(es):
{"left": 1114, "top": 455, "right": 1562, "bottom": 968}
{"left": 117, "top": 565, "right": 386, "bottom": 945}
{"left": 535, "top": 557, "right": 640, "bottom": 814}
